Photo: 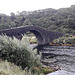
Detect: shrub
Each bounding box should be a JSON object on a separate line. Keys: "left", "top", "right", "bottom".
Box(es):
{"left": 0, "top": 35, "right": 41, "bottom": 69}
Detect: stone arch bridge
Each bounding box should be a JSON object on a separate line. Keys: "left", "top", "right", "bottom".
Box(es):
{"left": 0, "top": 26, "right": 65, "bottom": 45}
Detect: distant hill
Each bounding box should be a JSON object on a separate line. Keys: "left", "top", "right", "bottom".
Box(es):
{"left": 0, "top": 5, "right": 75, "bottom": 33}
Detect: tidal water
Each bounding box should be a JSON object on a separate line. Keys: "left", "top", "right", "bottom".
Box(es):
{"left": 39, "top": 45, "right": 75, "bottom": 75}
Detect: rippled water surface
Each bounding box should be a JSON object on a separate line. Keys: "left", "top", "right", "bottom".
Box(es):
{"left": 40, "top": 45, "right": 75, "bottom": 75}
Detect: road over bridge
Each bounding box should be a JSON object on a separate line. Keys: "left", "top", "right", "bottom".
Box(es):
{"left": 0, "top": 26, "right": 64, "bottom": 45}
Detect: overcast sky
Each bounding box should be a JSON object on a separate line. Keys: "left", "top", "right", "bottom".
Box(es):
{"left": 0, "top": 0, "right": 75, "bottom": 15}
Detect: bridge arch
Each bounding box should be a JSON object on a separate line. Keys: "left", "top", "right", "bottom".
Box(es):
{"left": 28, "top": 30, "right": 44, "bottom": 44}
{"left": 16, "top": 30, "right": 44, "bottom": 44}
{"left": 13, "top": 26, "right": 47, "bottom": 45}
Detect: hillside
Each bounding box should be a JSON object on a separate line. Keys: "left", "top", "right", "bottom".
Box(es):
{"left": 0, "top": 5, "right": 75, "bottom": 33}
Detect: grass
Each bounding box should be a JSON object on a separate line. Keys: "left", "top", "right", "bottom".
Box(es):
{"left": 0, "top": 60, "right": 25, "bottom": 75}
{"left": 0, "top": 59, "right": 44, "bottom": 75}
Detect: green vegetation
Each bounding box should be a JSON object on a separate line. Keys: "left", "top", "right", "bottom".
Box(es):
{"left": 0, "top": 59, "right": 56, "bottom": 75}
{"left": 0, "top": 35, "right": 56, "bottom": 75}
{"left": 25, "top": 32, "right": 37, "bottom": 44}
{"left": 0, "top": 60, "right": 44, "bottom": 75}
{"left": 0, "top": 5, "right": 75, "bottom": 33}
{"left": 52, "top": 34, "right": 75, "bottom": 45}
{"left": 0, "top": 35, "right": 41, "bottom": 69}
{"left": 0, "top": 35, "right": 42, "bottom": 74}
{"left": 0, "top": 60, "right": 25, "bottom": 75}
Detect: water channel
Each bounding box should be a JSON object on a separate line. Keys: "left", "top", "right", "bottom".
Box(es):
{"left": 38, "top": 45, "right": 75, "bottom": 75}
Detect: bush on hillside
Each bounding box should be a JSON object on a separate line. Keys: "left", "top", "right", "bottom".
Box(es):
{"left": 0, "top": 35, "right": 41, "bottom": 69}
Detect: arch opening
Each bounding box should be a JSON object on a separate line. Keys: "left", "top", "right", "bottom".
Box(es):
{"left": 24, "top": 30, "right": 44, "bottom": 44}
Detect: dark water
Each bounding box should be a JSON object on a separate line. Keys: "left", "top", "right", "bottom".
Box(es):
{"left": 38, "top": 45, "right": 75, "bottom": 75}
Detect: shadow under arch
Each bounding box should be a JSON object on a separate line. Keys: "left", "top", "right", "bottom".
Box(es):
{"left": 29, "top": 30, "right": 44, "bottom": 44}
